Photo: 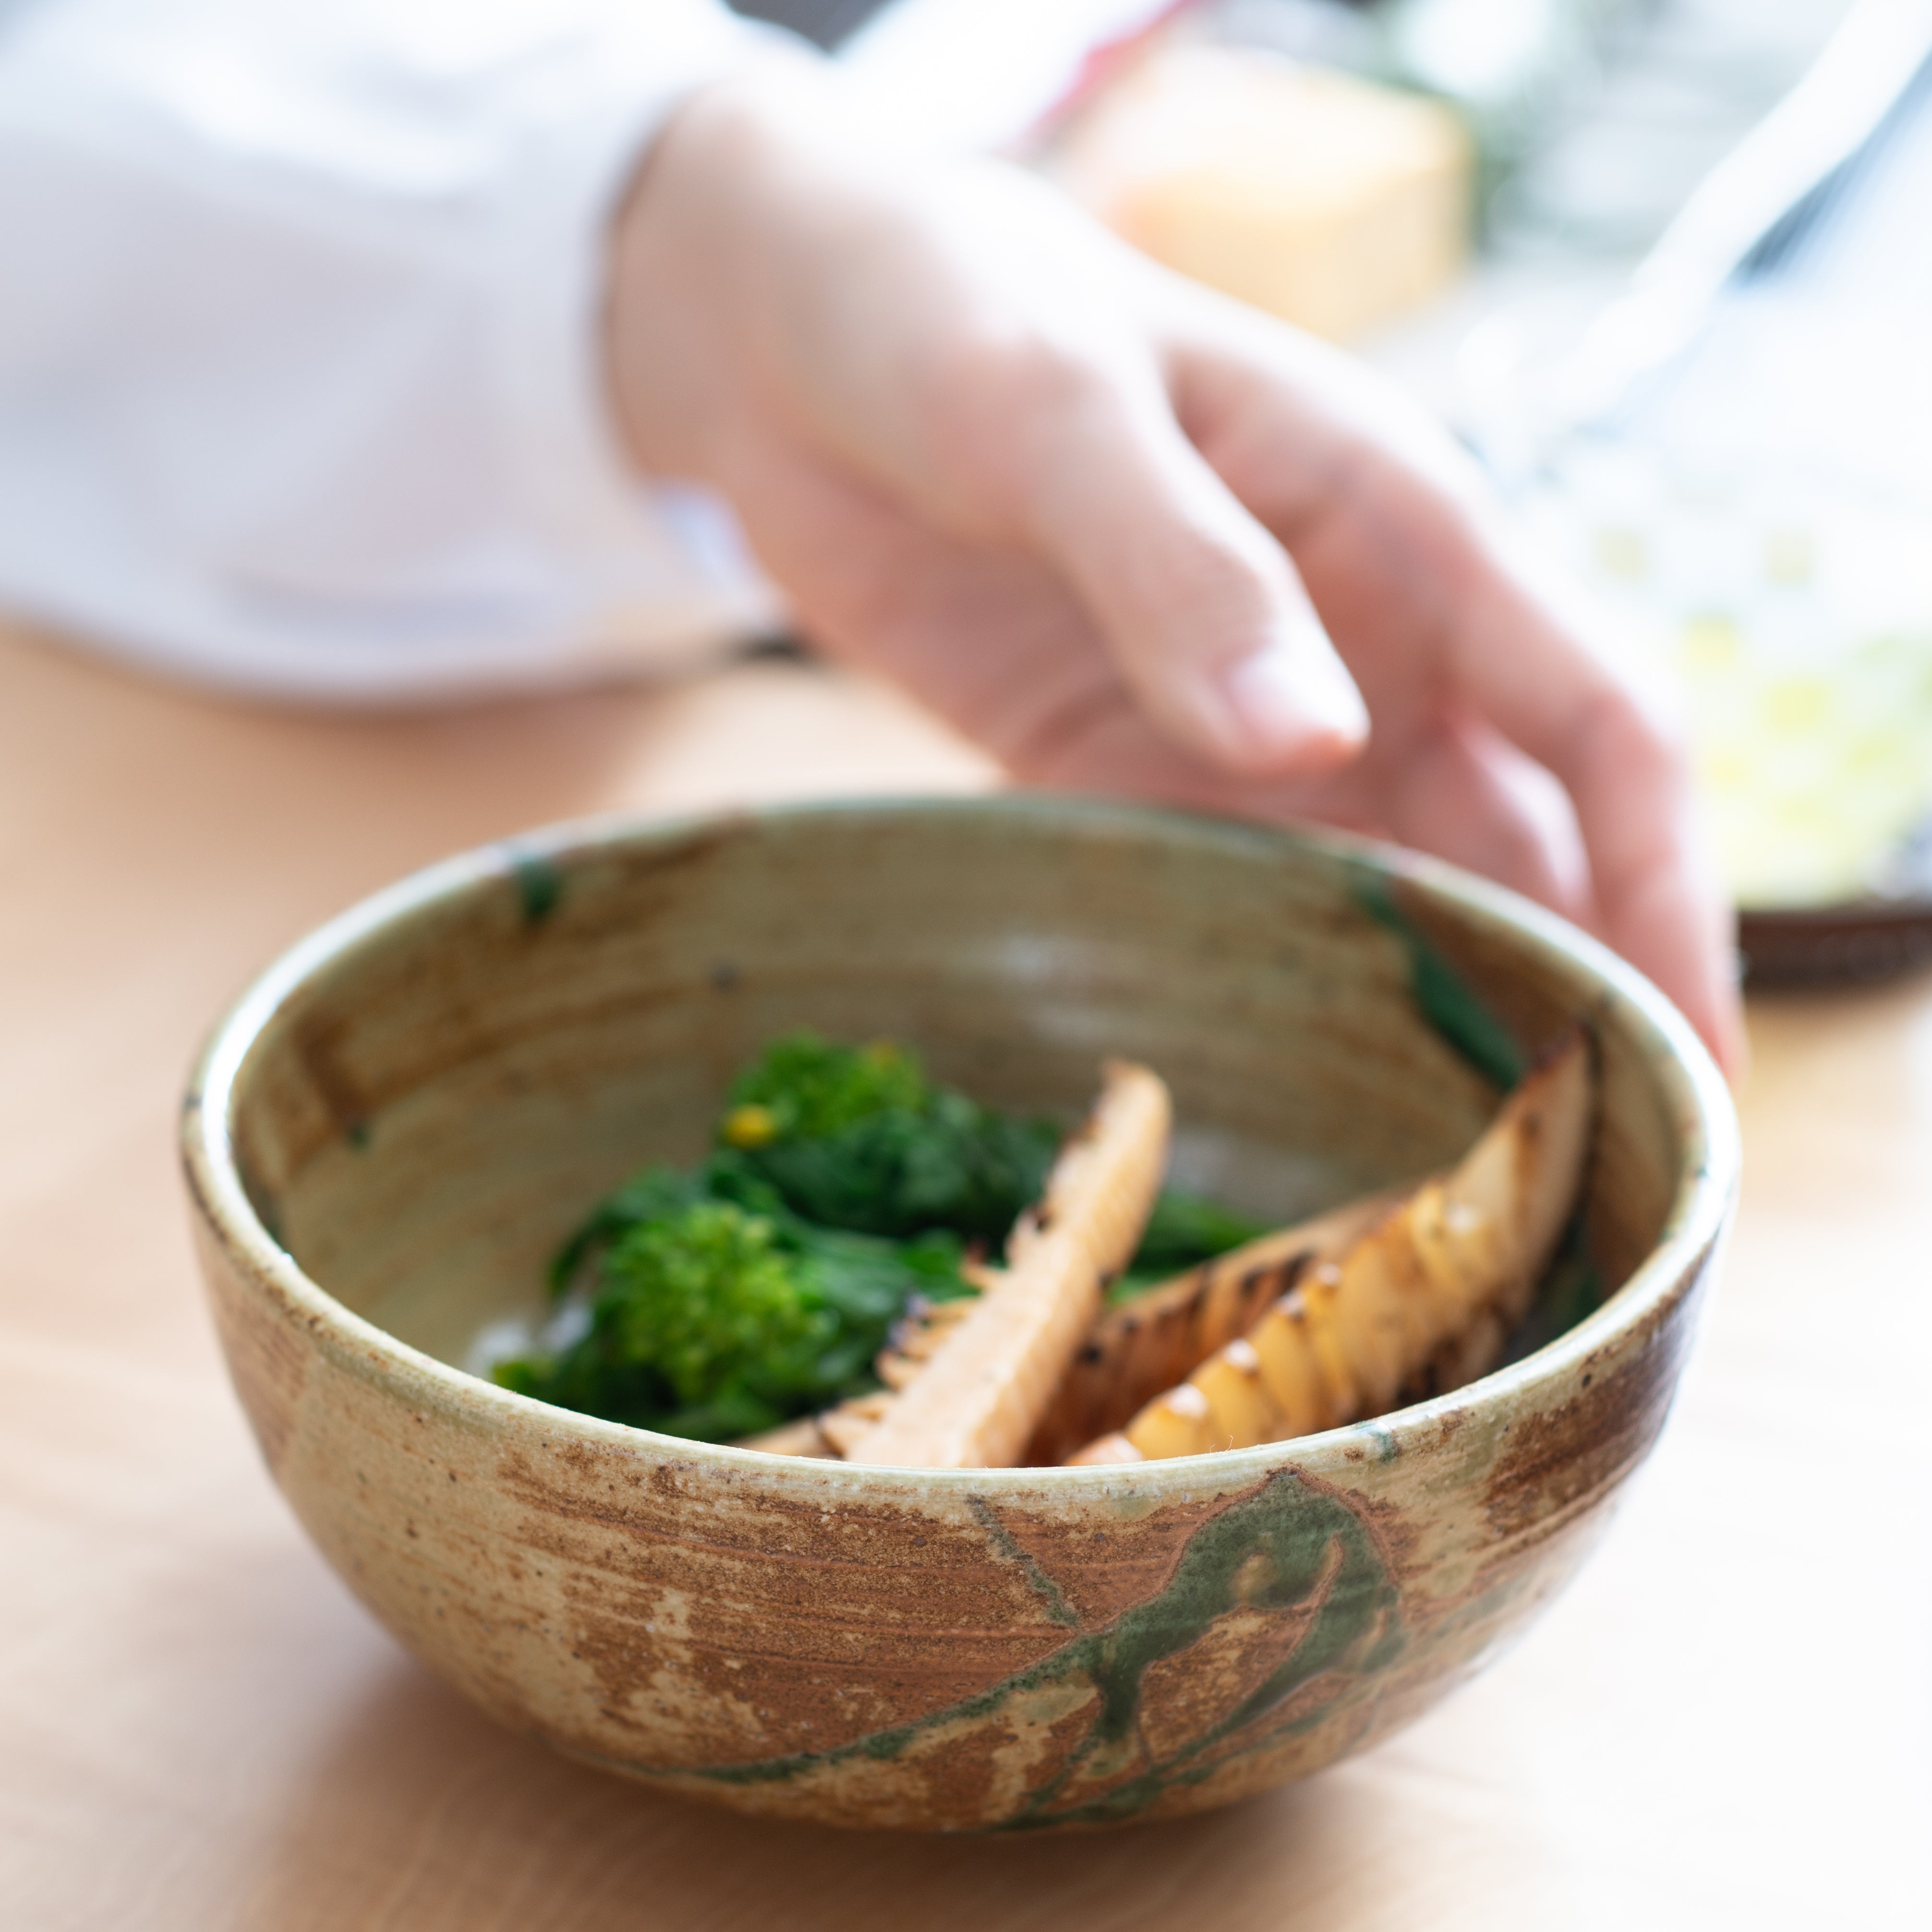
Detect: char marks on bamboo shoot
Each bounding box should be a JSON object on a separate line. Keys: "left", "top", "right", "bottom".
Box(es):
{"left": 836, "top": 1061, "right": 1171, "bottom": 1469}
{"left": 1021, "top": 1190, "right": 1400, "bottom": 1465}
{"left": 1069, "top": 1027, "right": 1594, "bottom": 1464}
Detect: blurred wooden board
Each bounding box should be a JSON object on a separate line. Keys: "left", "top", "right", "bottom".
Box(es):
{"left": 2, "top": 616, "right": 1928, "bottom": 1929}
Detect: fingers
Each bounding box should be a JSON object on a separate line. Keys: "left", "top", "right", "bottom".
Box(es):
{"left": 1163, "top": 318, "right": 1745, "bottom": 1077}
{"left": 1022, "top": 692, "right": 1595, "bottom": 936}
{"left": 1371, "top": 485, "right": 1745, "bottom": 1078}
{"left": 1470, "top": 628, "right": 1746, "bottom": 1076}
{"left": 981, "top": 355, "right": 1368, "bottom": 780}
{"left": 1373, "top": 716, "right": 1594, "bottom": 926}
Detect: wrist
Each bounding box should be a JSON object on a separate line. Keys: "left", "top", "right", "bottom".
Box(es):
{"left": 605, "top": 56, "right": 843, "bottom": 483}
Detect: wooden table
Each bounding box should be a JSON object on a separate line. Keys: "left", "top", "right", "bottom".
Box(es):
{"left": 4, "top": 617, "right": 1928, "bottom": 1930}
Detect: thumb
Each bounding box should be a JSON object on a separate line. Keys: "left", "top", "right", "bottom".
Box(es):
{"left": 1015, "top": 383, "right": 1368, "bottom": 777}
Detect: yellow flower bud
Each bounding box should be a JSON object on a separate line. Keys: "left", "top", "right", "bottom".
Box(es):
{"left": 722, "top": 1103, "right": 779, "bottom": 1150}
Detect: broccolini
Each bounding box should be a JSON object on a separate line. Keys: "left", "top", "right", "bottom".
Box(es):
{"left": 717, "top": 1033, "right": 1060, "bottom": 1243}
{"left": 495, "top": 1177, "right": 968, "bottom": 1440}
{"left": 492, "top": 1031, "right": 1266, "bottom": 1439}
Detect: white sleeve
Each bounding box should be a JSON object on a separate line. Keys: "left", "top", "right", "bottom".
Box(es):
{"left": 0, "top": 0, "right": 786, "bottom": 701}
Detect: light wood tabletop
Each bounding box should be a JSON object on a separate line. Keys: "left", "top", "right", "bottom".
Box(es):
{"left": 4, "top": 616, "right": 1928, "bottom": 1930}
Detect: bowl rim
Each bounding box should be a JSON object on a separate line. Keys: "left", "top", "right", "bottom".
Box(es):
{"left": 181, "top": 793, "right": 1740, "bottom": 1491}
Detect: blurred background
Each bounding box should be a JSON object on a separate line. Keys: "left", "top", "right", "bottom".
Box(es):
{"left": 753, "top": 0, "right": 1932, "bottom": 977}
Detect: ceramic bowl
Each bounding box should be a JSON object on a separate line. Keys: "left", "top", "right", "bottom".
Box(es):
{"left": 182, "top": 797, "right": 1736, "bottom": 1832}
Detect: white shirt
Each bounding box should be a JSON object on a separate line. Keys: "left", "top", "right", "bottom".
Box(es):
{"left": 0, "top": 0, "right": 785, "bottom": 700}
{"left": 0, "top": 0, "right": 1170, "bottom": 700}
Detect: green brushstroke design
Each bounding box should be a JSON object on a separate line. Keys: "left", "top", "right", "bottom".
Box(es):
{"left": 966, "top": 1495, "right": 1081, "bottom": 1631}
{"left": 511, "top": 852, "right": 565, "bottom": 927}
{"left": 1352, "top": 874, "right": 1524, "bottom": 1089}
{"left": 652, "top": 1471, "right": 1403, "bottom": 1827}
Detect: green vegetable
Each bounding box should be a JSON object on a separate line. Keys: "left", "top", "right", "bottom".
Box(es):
{"left": 497, "top": 1032, "right": 1267, "bottom": 1438}
{"left": 496, "top": 1176, "right": 969, "bottom": 1440}
{"left": 724, "top": 1032, "right": 929, "bottom": 1140}
{"left": 715, "top": 1032, "right": 1061, "bottom": 1244}
{"left": 1352, "top": 874, "right": 1525, "bottom": 1091}
{"left": 1102, "top": 1185, "right": 1272, "bottom": 1305}
{"left": 544, "top": 1162, "right": 706, "bottom": 1297}
{"left": 1126, "top": 1187, "right": 1270, "bottom": 1280}
{"left": 1495, "top": 1209, "right": 1602, "bottom": 1365}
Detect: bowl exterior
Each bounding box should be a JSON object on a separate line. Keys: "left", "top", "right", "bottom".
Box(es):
{"left": 184, "top": 800, "right": 1735, "bottom": 1831}
{"left": 188, "top": 1204, "right": 1718, "bottom": 1832}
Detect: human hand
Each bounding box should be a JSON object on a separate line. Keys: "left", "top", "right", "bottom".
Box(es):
{"left": 608, "top": 63, "right": 1744, "bottom": 1077}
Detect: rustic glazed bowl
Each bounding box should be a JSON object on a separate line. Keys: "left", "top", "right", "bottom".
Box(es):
{"left": 183, "top": 797, "right": 1737, "bottom": 1832}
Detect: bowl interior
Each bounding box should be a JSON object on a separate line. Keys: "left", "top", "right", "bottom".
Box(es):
{"left": 219, "top": 801, "right": 1693, "bottom": 1399}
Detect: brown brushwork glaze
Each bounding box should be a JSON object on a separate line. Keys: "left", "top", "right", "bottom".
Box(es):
{"left": 181, "top": 798, "right": 1736, "bottom": 1831}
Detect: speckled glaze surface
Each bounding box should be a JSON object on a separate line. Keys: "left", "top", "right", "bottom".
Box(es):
{"left": 182, "top": 798, "right": 1737, "bottom": 1832}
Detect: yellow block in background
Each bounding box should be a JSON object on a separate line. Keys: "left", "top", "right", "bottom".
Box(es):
{"left": 1054, "top": 46, "right": 1473, "bottom": 343}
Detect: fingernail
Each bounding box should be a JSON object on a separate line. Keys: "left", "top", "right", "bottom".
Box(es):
{"left": 1220, "top": 635, "right": 1368, "bottom": 765}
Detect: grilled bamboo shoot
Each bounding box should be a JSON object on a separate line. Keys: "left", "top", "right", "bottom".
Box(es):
{"left": 1070, "top": 1029, "right": 1593, "bottom": 1465}
{"left": 841, "top": 1061, "right": 1170, "bottom": 1468}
